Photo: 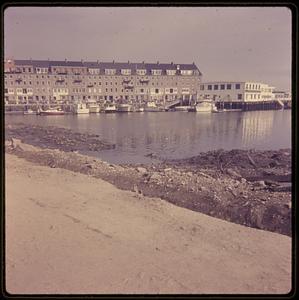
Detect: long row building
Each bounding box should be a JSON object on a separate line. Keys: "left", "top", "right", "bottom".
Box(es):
{"left": 4, "top": 59, "right": 202, "bottom": 106}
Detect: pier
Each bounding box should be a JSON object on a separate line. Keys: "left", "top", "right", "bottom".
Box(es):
{"left": 215, "top": 99, "right": 291, "bottom": 111}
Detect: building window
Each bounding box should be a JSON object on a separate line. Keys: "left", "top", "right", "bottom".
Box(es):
{"left": 151, "top": 69, "right": 162, "bottom": 76}
{"left": 136, "top": 69, "right": 146, "bottom": 75}
{"left": 237, "top": 94, "right": 242, "bottom": 100}
{"left": 180, "top": 70, "right": 193, "bottom": 76}
{"left": 208, "top": 85, "right": 212, "bottom": 90}
{"left": 227, "top": 84, "right": 232, "bottom": 90}
{"left": 105, "top": 69, "right": 116, "bottom": 75}
{"left": 200, "top": 85, "right": 204, "bottom": 90}
{"left": 220, "top": 84, "right": 225, "bottom": 90}
{"left": 166, "top": 70, "right": 176, "bottom": 76}
{"left": 236, "top": 84, "right": 240, "bottom": 89}
{"left": 121, "top": 69, "right": 131, "bottom": 75}
{"left": 214, "top": 85, "right": 218, "bottom": 90}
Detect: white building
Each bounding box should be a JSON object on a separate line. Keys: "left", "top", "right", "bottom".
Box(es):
{"left": 273, "top": 90, "right": 291, "bottom": 101}
{"left": 198, "top": 81, "right": 275, "bottom": 102}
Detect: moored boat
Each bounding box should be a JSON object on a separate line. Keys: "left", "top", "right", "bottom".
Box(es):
{"left": 189, "top": 101, "right": 216, "bottom": 113}
{"left": 88, "top": 104, "right": 100, "bottom": 113}
{"left": 116, "top": 103, "right": 132, "bottom": 112}
{"left": 104, "top": 104, "right": 117, "bottom": 113}
{"left": 72, "top": 103, "right": 89, "bottom": 114}
{"left": 144, "top": 101, "right": 163, "bottom": 112}
{"left": 24, "top": 109, "right": 37, "bottom": 115}
{"left": 39, "top": 107, "right": 65, "bottom": 115}
{"left": 175, "top": 106, "right": 193, "bottom": 112}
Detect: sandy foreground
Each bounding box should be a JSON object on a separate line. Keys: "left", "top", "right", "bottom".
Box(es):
{"left": 5, "top": 154, "right": 292, "bottom": 294}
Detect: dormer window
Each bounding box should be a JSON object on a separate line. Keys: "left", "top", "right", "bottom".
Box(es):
{"left": 89, "top": 68, "right": 100, "bottom": 75}
{"left": 181, "top": 70, "right": 193, "bottom": 75}
{"left": 166, "top": 70, "right": 176, "bottom": 76}
{"left": 105, "top": 69, "right": 116, "bottom": 75}
{"left": 121, "top": 69, "right": 131, "bottom": 75}
{"left": 151, "top": 69, "right": 162, "bottom": 75}
{"left": 36, "top": 67, "right": 48, "bottom": 74}
{"left": 136, "top": 69, "right": 146, "bottom": 75}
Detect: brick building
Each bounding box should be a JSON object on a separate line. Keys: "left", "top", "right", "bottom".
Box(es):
{"left": 4, "top": 59, "right": 202, "bottom": 107}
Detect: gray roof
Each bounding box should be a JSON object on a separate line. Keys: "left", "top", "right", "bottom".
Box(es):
{"left": 13, "top": 59, "right": 202, "bottom": 75}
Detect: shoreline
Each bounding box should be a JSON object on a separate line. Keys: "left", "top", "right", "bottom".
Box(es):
{"left": 5, "top": 152, "right": 292, "bottom": 294}
{"left": 5, "top": 136, "right": 291, "bottom": 236}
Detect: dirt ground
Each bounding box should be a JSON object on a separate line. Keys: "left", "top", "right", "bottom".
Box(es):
{"left": 5, "top": 135, "right": 292, "bottom": 236}
{"left": 5, "top": 154, "right": 292, "bottom": 294}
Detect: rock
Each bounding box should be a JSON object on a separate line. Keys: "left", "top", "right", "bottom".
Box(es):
{"left": 241, "top": 178, "right": 247, "bottom": 184}
{"left": 199, "top": 186, "right": 208, "bottom": 192}
{"left": 149, "top": 172, "right": 162, "bottom": 181}
{"left": 226, "top": 168, "right": 242, "bottom": 179}
{"left": 197, "top": 171, "right": 213, "bottom": 179}
{"left": 163, "top": 168, "right": 172, "bottom": 172}
{"left": 269, "top": 161, "right": 278, "bottom": 168}
{"left": 253, "top": 180, "right": 266, "bottom": 187}
{"left": 11, "top": 138, "right": 22, "bottom": 149}
{"left": 186, "top": 171, "right": 193, "bottom": 177}
{"left": 136, "top": 167, "right": 147, "bottom": 174}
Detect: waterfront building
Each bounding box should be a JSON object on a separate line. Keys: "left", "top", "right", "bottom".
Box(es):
{"left": 198, "top": 81, "right": 276, "bottom": 102}
{"left": 4, "top": 59, "right": 202, "bottom": 107}
{"left": 273, "top": 90, "right": 292, "bottom": 102}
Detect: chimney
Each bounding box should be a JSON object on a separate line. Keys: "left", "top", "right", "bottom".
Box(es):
{"left": 128, "top": 60, "right": 130, "bottom": 64}
{"left": 142, "top": 61, "right": 145, "bottom": 64}
{"left": 113, "top": 60, "right": 115, "bottom": 64}
{"left": 65, "top": 58, "right": 67, "bottom": 62}
{"left": 157, "top": 61, "right": 159, "bottom": 64}
{"left": 171, "top": 61, "right": 173, "bottom": 65}
{"left": 97, "top": 60, "right": 99, "bottom": 64}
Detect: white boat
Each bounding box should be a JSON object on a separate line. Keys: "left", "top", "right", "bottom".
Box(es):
{"left": 175, "top": 106, "right": 193, "bottom": 112}
{"left": 88, "top": 104, "right": 100, "bottom": 113}
{"left": 73, "top": 103, "right": 89, "bottom": 114}
{"left": 116, "top": 103, "right": 132, "bottom": 112}
{"left": 39, "top": 107, "right": 65, "bottom": 116}
{"left": 190, "top": 101, "right": 216, "bottom": 112}
{"left": 24, "top": 109, "right": 37, "bottom": 115}
{"left": 144, "top": 102, "right": 163, "bottom": 112}
{"left": 135, "top": 107, "right": 144, "bottom": 112}
{"left": 104, "top": 104, "right": 117, "bottom": 113}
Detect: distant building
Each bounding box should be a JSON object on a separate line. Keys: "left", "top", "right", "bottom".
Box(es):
{"left": 199, "top": 81, "right": 276, "bottom": 102}
{"left": 4, "top": 59, "right": 202, "bottom": 106}
{"left": 273, "top": 90, "right": 291, "bottom": 102}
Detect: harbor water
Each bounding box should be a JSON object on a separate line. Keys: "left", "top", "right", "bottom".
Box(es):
{"left": 5, "top": 110, "right": 292, "bottom": 164}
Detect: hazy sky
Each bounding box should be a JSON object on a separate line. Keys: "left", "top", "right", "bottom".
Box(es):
{"left": 4, "top": 6, "right": 292, "bottom": 90}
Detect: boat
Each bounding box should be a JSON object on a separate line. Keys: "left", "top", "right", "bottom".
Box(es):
{"left": 87, "top": 103, "right": 100, "bottom": 113}
{"left": 24, "top": 109, "right": 37, "bottom": 115}
{"left": 144, "top": 101, "right": 163, "bottom": 112}
{"left": 135, "top": 107, "right": 144, "bottom": 112}
{"left": 72, "top": 103, "right": 89, "bottom": 114}
{"left": 39, "top": 107, "right": 65, "bottom": 116}
{"left": 189, "top": 101, "right": 216, "bottom": 113}
{"left": 104, "top": 104, "right": 117, "bottom": 113}
{"left": 116, "top": 103, "right": 132, "bottom": 112}
{"left": 175, "top": 106, "right": 193, "bottom": 112}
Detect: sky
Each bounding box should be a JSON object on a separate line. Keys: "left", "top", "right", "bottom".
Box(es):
{"left": 4, "top": 6, "right": 292, "bottom": 91}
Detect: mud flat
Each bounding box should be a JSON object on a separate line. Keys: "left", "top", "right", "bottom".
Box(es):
{"left": 5, "top": 153, "right": 291, "bottom": 294}
{"left": 5, "top": 123, "right": 115, "bottom": 152}
{"left": 5, "top": 137, "right": 291, "bottom": 237}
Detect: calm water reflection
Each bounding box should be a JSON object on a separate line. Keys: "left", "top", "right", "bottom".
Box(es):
{"left": 5, "top": 110, "right": 291, "bottom": 164}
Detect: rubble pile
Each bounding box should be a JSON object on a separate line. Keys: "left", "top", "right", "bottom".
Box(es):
{"left": 5, "top": 137, "right": 292, "bottom": 236}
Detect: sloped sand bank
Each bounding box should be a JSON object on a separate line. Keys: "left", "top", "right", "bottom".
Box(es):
{"left": 5, "top": 154, "right": 291, "bottom": 294}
